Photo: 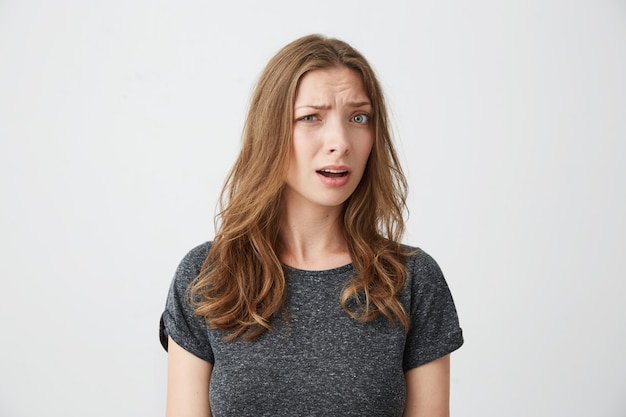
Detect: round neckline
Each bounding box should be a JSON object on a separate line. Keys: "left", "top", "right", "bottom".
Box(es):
{"left": 282, "top": 262, "right": 354, "bottom": 276}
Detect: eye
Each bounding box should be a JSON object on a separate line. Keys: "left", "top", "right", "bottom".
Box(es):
{"left": 351, "top": 113, "right": 370, "bottom": 124}
{"left": 298, "top": 114, "right": 319, "bottom": 122}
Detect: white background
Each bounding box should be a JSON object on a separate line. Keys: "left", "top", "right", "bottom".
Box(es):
{"left": 1, "top": 0, "right": 625, "bottom": 416}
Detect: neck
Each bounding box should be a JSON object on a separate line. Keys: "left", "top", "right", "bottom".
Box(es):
{"left": 278, "top": 203, "right": 351, "bottom": 271}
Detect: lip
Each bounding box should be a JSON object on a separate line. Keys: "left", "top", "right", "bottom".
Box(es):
{"left": 316, "top": 165, "right": 352, "bottom": 187}
{"left": 317, "top": 165, "right": 351, "bottom": 174}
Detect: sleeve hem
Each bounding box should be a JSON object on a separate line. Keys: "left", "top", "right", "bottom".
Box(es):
{"left": 160, "top": 311, "right": 215, "bottom": 364}
{"left": 403, "top": 329, "right": 464, "bottom": 371}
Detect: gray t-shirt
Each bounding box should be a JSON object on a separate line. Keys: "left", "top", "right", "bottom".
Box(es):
{"left": 160, "top": 242, "right": 463, "bottom": 416}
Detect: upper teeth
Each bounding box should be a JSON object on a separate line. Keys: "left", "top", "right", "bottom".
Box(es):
{"left": 321, "top": 169, "right": 346, "bottom": 173}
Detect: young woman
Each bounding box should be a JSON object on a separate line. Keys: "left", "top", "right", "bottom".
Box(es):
{"left": 160, "top": 34, "right": 463, "bottom": 417}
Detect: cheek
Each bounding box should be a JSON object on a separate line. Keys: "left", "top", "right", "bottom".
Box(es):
{"left": 289, "top": 138, "right": 312, "bottom": 172}
{"left": 291, "top": 134, "right": 317, "bottom": 158}
{"left": 359, "top": 137, "right": 374, "bottom": 164}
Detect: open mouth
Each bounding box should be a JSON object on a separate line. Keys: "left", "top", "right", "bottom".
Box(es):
{"left": 317, "top": 169, "right": 349, "bottom": 178}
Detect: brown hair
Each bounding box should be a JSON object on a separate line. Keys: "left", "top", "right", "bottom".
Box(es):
{"left": 190, "top": 34, "right": 412, "bottom": 340}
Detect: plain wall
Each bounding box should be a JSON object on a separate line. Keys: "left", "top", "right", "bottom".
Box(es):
{"left": 1, "top": 0, "right": 625, "bottom": 415}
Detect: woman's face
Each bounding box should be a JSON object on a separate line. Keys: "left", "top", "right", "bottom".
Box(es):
{"left": 284, "top": 66, "right": 374, "bottom": 212}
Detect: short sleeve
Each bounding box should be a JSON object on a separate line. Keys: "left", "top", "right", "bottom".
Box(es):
{"left": 403, "top": 249, "right": 463, "bottom": 371}
{"left": 160, "top": 242, "right": 215, "bottom": 364}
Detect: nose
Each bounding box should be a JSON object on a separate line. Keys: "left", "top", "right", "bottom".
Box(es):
{"left": 324, "top": 117, "right": 350, "bottom": 155}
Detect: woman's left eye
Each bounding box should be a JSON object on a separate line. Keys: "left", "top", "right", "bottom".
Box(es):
{"left": 351, "top": 114, "right": 370, "bottom": 124}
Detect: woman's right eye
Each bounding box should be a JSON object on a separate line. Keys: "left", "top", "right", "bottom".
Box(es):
{"left": 298, "top": 115, "right": 318, "bottom": 122}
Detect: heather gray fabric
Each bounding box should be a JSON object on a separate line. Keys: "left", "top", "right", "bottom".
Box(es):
{"left": 160, "top": 242, "right": 463, "bottom": 416}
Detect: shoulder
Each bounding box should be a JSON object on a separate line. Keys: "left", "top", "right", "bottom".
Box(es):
{"left": 401, "top": 245, "right": 444, "bottom": 281}
{"left": 400, "top": 245, "right": 464, "bottom": 368}
{"left": 172, "top": 241, "right": 213, "bottom": 287}
{"left": 400, "top": 245, "right": 454, "bottom": 306}
{"left": 179, "top": 241, "right": 213, "bottom": 270}
{"left": 162, "top": 242, "right": 215, "bottom": 361}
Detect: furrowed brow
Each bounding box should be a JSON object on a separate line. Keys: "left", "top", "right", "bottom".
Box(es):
{"left": 294, "top": 104, "right": 332, "bottom": 110}
{"left": 295, "top": 101, "right": 371, "bottom": 111}
{"left": 348, "top": 101, "right": 372, "bottom": 108}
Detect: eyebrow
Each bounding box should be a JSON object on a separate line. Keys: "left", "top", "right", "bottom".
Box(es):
{"left": 348, "top": 101, "right": 372, "bottom": 108}
{"left": 294, "top": 101, "right": 372, "bottom": 110}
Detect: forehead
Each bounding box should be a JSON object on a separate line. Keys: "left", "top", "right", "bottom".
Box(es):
{"left": 294, "top": 66, "right": 369, "bottom": 104}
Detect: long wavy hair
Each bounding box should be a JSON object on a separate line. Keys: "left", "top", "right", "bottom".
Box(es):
{"left": 190, "top": 34, "right": 412, "bottom": 340}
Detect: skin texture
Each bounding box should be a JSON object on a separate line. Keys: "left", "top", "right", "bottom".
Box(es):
{"left": 403, "top": 355, "right": 451, "bottom": 417}
{"left": 167, "top": 337, "right": 212, "bottom": 417}
{"left": 166, "top": 66, "right": 452, "bottom": 416}
{"left": 286, "top": 65, "right": 373, "bottom": 212}
{"left": 280, "top": 66, "right": 374, "bottom": 271}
